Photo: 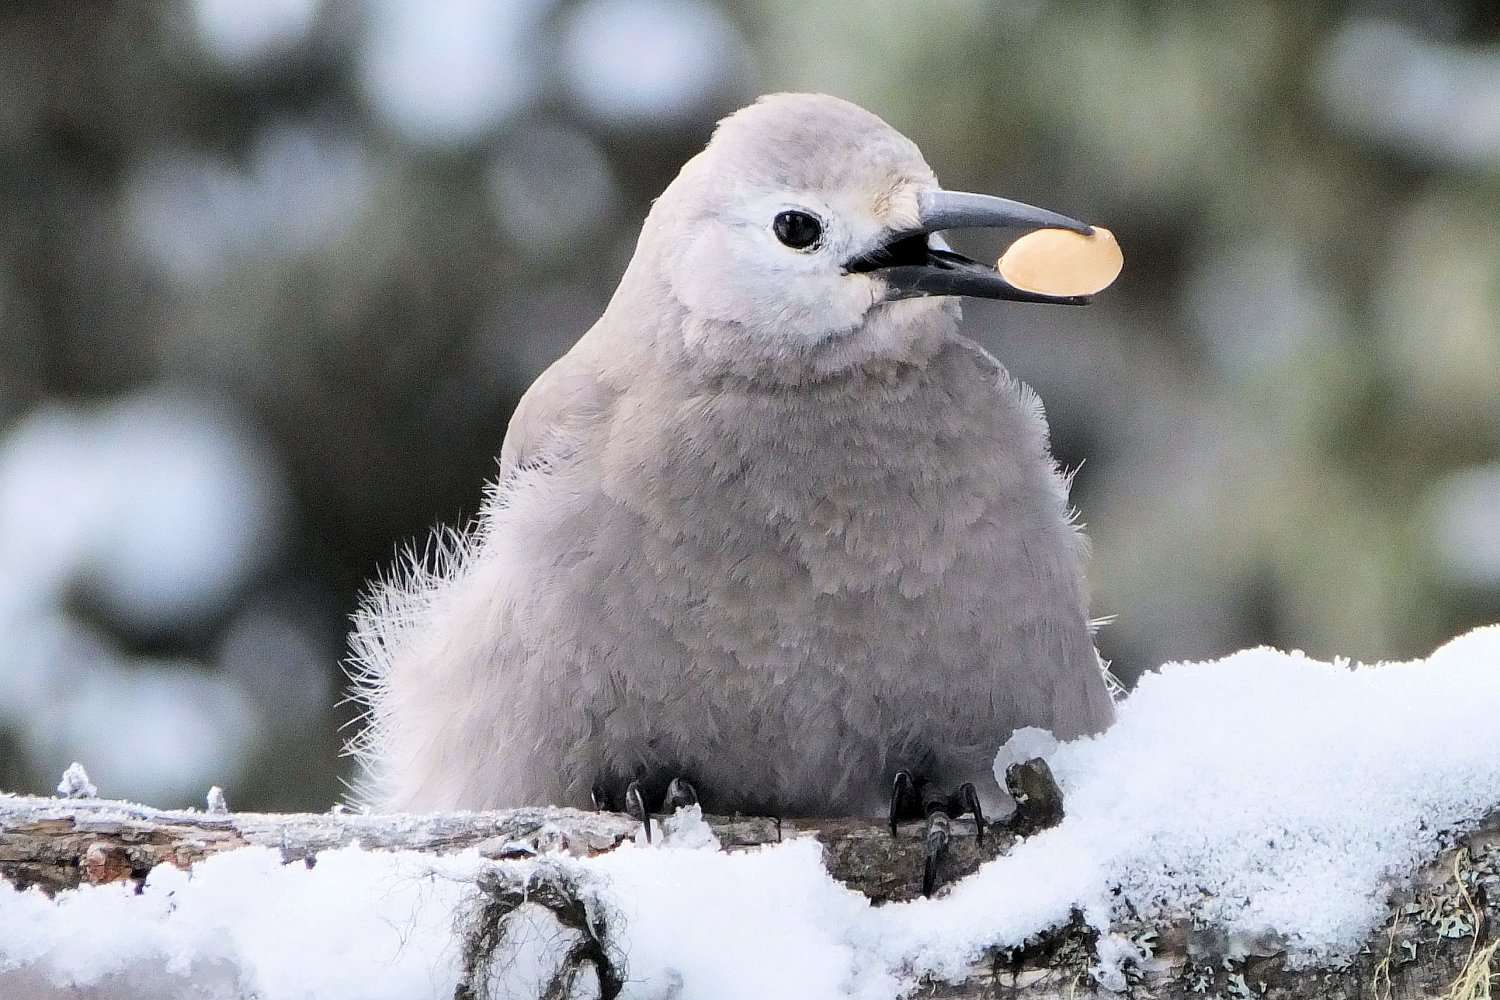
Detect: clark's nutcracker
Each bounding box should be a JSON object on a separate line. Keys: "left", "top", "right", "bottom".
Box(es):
{"left": 349, "top": 94, "right": 1116, "bottom": 888}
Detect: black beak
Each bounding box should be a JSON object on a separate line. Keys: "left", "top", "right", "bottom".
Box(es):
{"left": 846, "top": 190, "right": 1096, "bottom": 305}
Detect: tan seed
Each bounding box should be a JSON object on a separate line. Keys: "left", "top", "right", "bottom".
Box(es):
{"left": 997, "top": 226, "right": 1123, "bottom": 297}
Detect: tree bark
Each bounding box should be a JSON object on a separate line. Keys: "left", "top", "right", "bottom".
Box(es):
{"left": 2, "top": 793, "right": 1495, "bottom": 999}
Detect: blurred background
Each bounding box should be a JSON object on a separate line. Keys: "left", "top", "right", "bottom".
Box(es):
{"left": 1, "top": 1, "right": 1497, "bottom": 811}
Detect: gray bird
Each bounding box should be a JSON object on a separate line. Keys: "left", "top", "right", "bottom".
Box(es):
{"left": 348, "top": 94, "right": 1115, "bottom": 885}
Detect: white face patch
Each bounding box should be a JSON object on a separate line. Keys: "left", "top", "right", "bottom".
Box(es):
{"left": 666, "top": 183, "right": 920, "bottom": 347}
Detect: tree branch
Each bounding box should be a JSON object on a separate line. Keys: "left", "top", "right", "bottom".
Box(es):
{"left": 2, "top": 793, "right": 1496, "bottom": 999}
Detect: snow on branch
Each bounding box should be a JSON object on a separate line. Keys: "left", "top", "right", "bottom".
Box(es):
{"left": 2, "top": 626, "right": 1499, "bottom": 999}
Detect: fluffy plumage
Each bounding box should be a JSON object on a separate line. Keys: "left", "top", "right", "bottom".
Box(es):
{"left": 348, "top": 94, "right": 1114, "bottom": 815}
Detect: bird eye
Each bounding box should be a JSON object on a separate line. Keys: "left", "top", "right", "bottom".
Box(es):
{"left": 773, "top": 210, "right": 823, "bottom": 251}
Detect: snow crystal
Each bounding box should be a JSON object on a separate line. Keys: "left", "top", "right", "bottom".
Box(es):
{"left": 654, "top": 803, "right": 721, "bottom": 851}
{"left": 3, "top": 626, "right": 1499, "bottom": 999}
{"left": 54, "top": 762, "right": 96, "bottom": 800}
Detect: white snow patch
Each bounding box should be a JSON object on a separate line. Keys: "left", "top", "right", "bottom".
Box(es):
{"left": 991, "top": 725, "right": 1060, "bottom": 786}
{"left": 479, "top": 900, "right": 584, "bottom": 999}
{"left": 1090, "top": 932, "right": 1150, "bottom": 993}
{"left": 0, "top": 846, "right": 482, "bottom": 999}
{"left": 3, "top": 626, "right": 1499, "bottom": 999}
{"left": 906, "top": 623, "right": 1500, "bottom": 972}
{"left": 587, "top": 837, "right": 902, "bottom": 1000}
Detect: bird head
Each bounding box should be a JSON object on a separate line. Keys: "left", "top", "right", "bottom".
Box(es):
{"left": 632, "top": 93, "right": 1104, "bottom": 378}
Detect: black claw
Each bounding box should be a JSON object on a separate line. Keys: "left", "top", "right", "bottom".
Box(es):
{"left": 663, "top": 777, "right": 699, "bottom": 812}
{"left": 954, "top": 781, "right": 986, "bottom": 845}
{"left": 889, "top": 770, "right": 918, "bottom": 838}
{"left": 590, "top": 783, "right": 614, "bottom": 812}
{"left": 922, "top": 809, "right": 951, "bottom": 897}
{"left": 624, "top": 780, "right": 651, "bottom": 843}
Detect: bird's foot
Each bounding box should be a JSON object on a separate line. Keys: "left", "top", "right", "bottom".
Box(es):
{"left": 889, "top": 770, "right": 987, "bottom": 897}
{"left": 591, "top": 774, "right": 701, "bottom": 844}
